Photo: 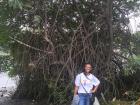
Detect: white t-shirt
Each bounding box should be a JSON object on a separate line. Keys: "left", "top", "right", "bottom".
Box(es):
{"left": 75, "top": 73, "right": 100, "bottom": 93}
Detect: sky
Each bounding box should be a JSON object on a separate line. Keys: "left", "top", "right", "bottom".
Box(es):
{"left": 129, "top": 16, "right": 140, "bottom": 33}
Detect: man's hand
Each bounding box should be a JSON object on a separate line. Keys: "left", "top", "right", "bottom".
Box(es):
{"left": 91, "top": 85, "right": 99, "bottom": 93}
{"left": 91, "top": 89, "right": 96, "bottom": 93}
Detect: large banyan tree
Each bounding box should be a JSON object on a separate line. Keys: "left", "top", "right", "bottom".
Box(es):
{"left": 0, "top": 0, "right": 140, "bottom": 104}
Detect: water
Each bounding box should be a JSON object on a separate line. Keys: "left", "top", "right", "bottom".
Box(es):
{"left": 0, "top": 72, "right": 17, "bottom": 97}
{"left": 0, "top": 72, "right": 37, "bottom": 105}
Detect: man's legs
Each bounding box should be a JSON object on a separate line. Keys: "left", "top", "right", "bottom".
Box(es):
{"left": 86, "top": 94, "right": 91, "bottom": 105}
{"left": 78, "top": 94, "right": 86, "bottom": 105}
{"left": 79, "top": 93, "right": 92, "bottom": 105}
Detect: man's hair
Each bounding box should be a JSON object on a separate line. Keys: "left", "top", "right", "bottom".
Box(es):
{"left": 83, "top": 63, "right": 93, "bottom": 67}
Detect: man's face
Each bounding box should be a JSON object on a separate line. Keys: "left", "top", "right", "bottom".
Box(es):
{"left": 85, "top": 64, "right": 92, "bottom": 73}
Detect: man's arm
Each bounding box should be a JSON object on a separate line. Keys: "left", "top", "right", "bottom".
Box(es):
{"left": 74, "top": 85, "right": 79, "bottom": 95}
{"left": 91, "top": 75, "right": 100, "bottom": 93}
{"left": 92, "top": 84, "right": 99, "bottom": 93}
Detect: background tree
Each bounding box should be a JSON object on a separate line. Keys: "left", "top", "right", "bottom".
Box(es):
{"left": 0, "top": 0, "right": 140, "bottom": 104}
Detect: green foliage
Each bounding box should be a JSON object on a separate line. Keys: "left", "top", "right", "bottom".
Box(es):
{"left": 133, "top": 55, "right": 140, "bottom": 64}
{"left": 124, "top": 91, "right": 140, "bottom": 100}
{"left": 124, "top": 56, "right": 140, "bottom": 76}
{"left": 108, "top": 100, "right": 131, "bottom": 105}
{"left": 8, "top": 0, "right": 23, "bottom": 10}
{"left": 124, "top": 32, "right": 140, "bottom": 76}
{"left": 0, "top": 7, "right": 10, "bottom": 44}
{"left": 132, "top": 32, "right": 140, "bottom": 55}
{"left": 0, "top": 55, "right": 13, "bottom": 72}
